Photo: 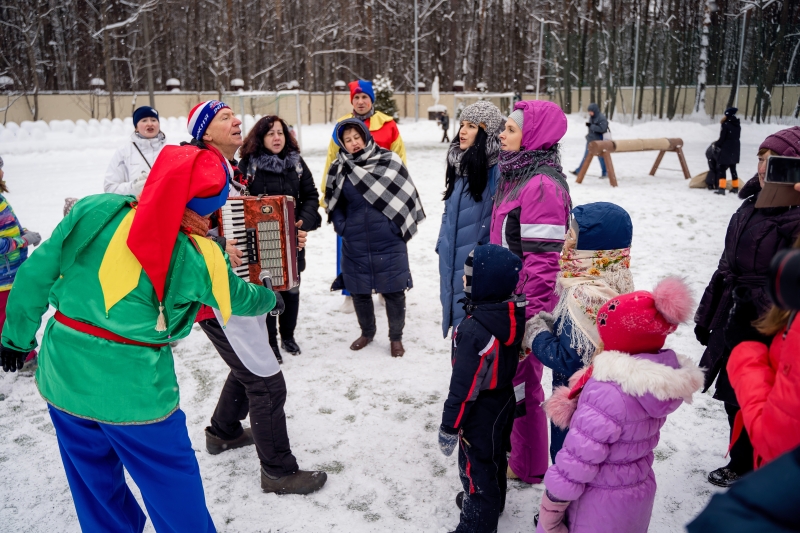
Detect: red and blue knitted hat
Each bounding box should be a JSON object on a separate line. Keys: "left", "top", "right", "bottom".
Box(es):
{"left": 349, "top": 80, "right": 375, "bottom": 103}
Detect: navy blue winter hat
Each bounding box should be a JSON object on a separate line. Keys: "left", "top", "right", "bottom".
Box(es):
{"left": 133, "top": 106, "right": 159, "bottom": 127}
{"left": 725, "top": 107, "right": 738, "bottom": 116}
{"left": 464, "top": 244, "right": 522, "bottom": 302}
{"left": 572, "top": 202, "right": 633, "bottom": 250}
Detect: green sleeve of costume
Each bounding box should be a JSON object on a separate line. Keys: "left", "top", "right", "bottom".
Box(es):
{"left": 180, "top": 246, "right": 276, "bottom": 317}
{"left": 1, "top": 221, "right": 68, "bottom": 351}
{"left": 226, "top": 266, "right": 276, "bottom": 317}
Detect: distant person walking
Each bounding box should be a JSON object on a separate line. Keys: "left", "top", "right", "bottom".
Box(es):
{"left": 570, "top": 103, "right": 608, "bottom": 178}
{"left": 713, "top": 107, "right": 741, "bottom": 195}
{"left": 104, "top": 106, "right": 166, "bottom": 195}
{"left": 439, "top": 111, "right": 450, "bottom": 143}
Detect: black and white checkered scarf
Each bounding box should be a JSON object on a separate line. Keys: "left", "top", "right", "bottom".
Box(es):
{"left": 325, "top": 140, "right": 425, "bottom": 242}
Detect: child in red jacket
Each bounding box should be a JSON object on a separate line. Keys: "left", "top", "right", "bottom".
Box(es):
{"left": 728, "top": 247, "right": 800, "bottom": 468}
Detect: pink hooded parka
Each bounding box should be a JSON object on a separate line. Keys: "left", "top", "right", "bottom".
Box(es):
{"left": 491, "top": 100, "right": 571, "bottom": 483}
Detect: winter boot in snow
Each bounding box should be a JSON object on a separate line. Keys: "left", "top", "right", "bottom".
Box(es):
{"left": 390, "top": 340, "right": 405, "bottom": 358}
{"left": 261, "top": 467, "right": 328, "bottom": 495}
{"left": 707, "top": 466, "right": 740, "bottom": 487}
{"left": 714, "top": 188, "right": 726, "bottom": 195}
{"left": 281, "top": 339, "right": 301, "bottom": 355}
{"left": 456, "top": 491, "right": 464, "bottom": 510}
{"left": 731, "top": 187, "right": 739, "bottom": 195}
{"left": 350, "top": 336, "right": 373, "bottom": 351}
{"left": 205, "top": 426, "right": 254, "bottom": 455}
{"left": 340, "top": 295, "right": 355, "bottom": 314}
{"left": 270, "top": 342, "right": 283, "bottom": 364}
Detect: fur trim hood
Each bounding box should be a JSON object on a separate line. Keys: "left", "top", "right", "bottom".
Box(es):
{"left": 543, "top": 349, "right": 704, "bottom": 429}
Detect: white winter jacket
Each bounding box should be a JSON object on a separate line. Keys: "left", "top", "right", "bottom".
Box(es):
{"left": 103, "top": 132, "right": 167, "bottom": 195}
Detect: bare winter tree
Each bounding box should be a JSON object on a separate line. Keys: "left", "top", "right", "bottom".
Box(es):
{"left": 1, "top": 0, "right": 797, "bottom": 120}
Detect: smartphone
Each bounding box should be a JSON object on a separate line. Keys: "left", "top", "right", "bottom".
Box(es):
{"left": 755, "top": 156, "right": 800, "bottom": 208}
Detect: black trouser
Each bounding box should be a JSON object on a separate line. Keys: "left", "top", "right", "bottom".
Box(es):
{"left": 717, "top": 164, "right": 739, "bottom": 189}
{"left": 266, "top": 286, "right": 300, "bottom": 345}
{"left": 725, "top": 402, "right": 754, "bottom": 476}
{"left": 442, "top": 129, "right": 450, "bottom": 142}
{"left": 199, "top": 318, "right": 298, "bottom": 477}
{"left": 456, "top": 387, "right": 516, "bottom": 533}
{"left": 351, "top": 291, "right": 405, "bottom": 341}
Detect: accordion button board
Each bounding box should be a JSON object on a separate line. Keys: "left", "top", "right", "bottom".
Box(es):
{"left": 218, "top": 195, "right": 300, "bottom": 292}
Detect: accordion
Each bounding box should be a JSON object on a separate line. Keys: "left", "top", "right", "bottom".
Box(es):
{"left": 218, "top": 195, "right": 299, "bottom": 292}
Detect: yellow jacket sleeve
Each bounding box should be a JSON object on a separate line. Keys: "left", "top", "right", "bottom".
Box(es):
{"left": 320, "top": 139, "right": 340, "bottom": 208}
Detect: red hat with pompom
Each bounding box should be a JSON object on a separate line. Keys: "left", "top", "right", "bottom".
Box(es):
{"left": 597, "top": 277, "right": 694, "bottom": 354}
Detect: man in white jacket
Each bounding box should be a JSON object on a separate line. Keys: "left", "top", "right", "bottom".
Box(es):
{"left": 104, "top": 106, "right": 166, "bottom": 195}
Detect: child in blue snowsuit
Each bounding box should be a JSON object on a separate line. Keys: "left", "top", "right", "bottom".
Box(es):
{"left": 438, "top": 243, "right": 526, "bottom": 533}
{"left": 522, "top": 202, "right": 634, "bottom": 461}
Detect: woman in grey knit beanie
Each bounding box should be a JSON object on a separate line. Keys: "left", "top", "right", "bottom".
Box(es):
{"left": 437, "top": 100, "right": 505, "bottom": 337}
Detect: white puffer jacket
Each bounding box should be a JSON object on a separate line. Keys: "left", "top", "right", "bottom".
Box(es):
{"left": 103, "top": 132, "right": 167, "bottom": 195}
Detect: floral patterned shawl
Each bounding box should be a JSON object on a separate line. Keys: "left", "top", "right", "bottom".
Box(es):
{"left": 553, "top": 248, "right": 634, "bottom": 364}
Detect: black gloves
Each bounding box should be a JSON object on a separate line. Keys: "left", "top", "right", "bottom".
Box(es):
{"left": 585, "top": 122, "right": 591, "bottom": 127}
{"left": 271, "top": 292, "right": 285, "bottom": 316}
{"left": 1, "top": 345, "right": 29, "bottom": 372}
{"left": 438, "top": 424, "right": 459, "bottom": 457}
{"left": 694, "top": 325, "right": 710, "bottom": 346}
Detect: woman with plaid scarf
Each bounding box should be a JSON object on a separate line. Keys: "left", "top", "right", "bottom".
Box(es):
{"left": 325, "top": 119, "right": 425, "bottom": 358}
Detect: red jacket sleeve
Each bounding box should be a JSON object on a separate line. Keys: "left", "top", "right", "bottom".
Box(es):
{"left": 729, "top": 328, "right": 800, "bottom": 466}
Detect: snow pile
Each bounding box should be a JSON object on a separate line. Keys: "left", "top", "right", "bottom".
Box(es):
{"left": 0, "top": 115, "right": 792, "bottom": 532}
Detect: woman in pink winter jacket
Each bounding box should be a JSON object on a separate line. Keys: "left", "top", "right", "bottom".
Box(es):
{"left": 491, "top": 100, "right": 572, "bottom": 482}
{"left": 536, "top": 278, "right": 704, "bottom": 533}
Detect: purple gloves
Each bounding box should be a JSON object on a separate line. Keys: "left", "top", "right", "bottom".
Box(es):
{"left": 536, "top": 491, "right": 569, "bottom": 533}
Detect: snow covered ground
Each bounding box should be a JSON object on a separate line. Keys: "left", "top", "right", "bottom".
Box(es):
{"left": 0, "top": 113, "right": 789, "bottom": 532}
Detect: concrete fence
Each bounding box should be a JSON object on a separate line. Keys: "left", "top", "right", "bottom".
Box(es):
{"left": 3, "top": 85, "right": 799, "bottom": 125}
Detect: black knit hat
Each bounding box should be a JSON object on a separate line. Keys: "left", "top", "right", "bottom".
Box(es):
{"left": 464, "top": 250, "right": 474, "bottom": 298}
{"left": 133, "top": 106, "right": 159, "bottom": 127}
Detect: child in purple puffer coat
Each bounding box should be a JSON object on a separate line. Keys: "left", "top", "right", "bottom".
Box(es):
{"left": 536, "top": 277, "right": 704, "bottom": 533}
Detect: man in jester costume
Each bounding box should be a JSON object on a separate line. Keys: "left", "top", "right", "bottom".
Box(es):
{"left": 0, "top": 102, "right": 276, "bottom": 532}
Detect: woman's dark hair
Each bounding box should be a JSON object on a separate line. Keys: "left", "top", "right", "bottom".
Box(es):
{"left": 240, "top": 115, "right": 298, "bottom": 160}
{"left": 443, "top": 126, "right": 489, "bottom": 202}
{"left": 339, "top": 123, "right": 364, "bottom": 143}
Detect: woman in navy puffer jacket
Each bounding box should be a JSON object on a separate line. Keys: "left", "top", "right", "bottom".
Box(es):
{"left": 437, "top": 100, "right": 505, "bottom": 338}
{"left": 326, "top": 119, "right": 425, "bottom": 358}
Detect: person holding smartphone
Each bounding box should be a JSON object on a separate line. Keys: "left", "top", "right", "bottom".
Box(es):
{"left": 694, "top": 126, "right": 800, "bottom": 488}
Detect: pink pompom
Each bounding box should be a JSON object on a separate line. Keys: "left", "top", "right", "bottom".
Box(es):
{"left": 652, "top": 276, "right": 695, "bottom": 325}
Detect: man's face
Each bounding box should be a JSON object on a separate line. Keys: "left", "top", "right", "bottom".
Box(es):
{"left": 202, "top": 108, "right": 242, "bottom": 154}
{"left": 352, "top": 93, "right": 372, "bottom": 115}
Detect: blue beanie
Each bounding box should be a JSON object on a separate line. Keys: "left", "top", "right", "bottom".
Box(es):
{"left": 465, "top": 244, "right": 522, "bottom": 302}
{"left": 133, "top": 106, "right": 159, "bottom": 127}
{"left": 572, "top": 202, "right": 633, "bottom": 250}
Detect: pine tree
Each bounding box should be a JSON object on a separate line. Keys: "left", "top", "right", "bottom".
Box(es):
{"left": 373, "top": 75, "right": 399, "bottom": 120}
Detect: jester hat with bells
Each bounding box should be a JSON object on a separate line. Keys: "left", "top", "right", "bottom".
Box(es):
{"left": 98, "top": 142, "right": 233, "bottom": 331}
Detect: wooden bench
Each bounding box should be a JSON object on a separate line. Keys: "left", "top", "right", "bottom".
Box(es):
{"left": 575, "top": 138, "right": 691, "bottom": 187}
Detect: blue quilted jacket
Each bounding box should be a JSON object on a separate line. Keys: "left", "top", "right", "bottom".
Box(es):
{"left": 436, "top": 166, "right": 498, "bottom": 337}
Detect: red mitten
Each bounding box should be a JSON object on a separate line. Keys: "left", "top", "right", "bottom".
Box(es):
{"left": 536, "top": 492, "right": 569, "bottom": 533}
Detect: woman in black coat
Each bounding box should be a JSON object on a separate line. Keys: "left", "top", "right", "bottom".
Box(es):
{"left": 239, "top": 116, "right": 321, "bottom": 360}
{"left": 695, "top": 127, "right": 800, "bottom": 488}
{"left": 325, "top": 119, "right": 425, "bottom": 358}
{"left": 712, "top": 107, "right": 741, "bottom": 195}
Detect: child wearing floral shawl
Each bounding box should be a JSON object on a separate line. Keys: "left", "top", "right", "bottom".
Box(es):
{"left": 522, "top": 202, "right": 634, "bottom": 461}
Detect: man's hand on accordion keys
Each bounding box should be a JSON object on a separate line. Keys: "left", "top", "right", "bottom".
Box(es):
{"left": 225, "top": 238, "right": 244, "bottom": 268}
{"left": 296, "top": 220, "right": 307, "bottom": 250}
{"left": 259, "top": 270, "right": 285, "bottom": 316}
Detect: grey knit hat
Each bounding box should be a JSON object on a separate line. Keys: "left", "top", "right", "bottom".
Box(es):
{"left": 460, "top": 100, "right": 505, "bottom": 134}
{"left": 508, "top": 109, "right": 524, "bottom": 130}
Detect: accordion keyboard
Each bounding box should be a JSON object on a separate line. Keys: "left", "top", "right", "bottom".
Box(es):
{"left": 220, "top": 200, "right": 251, "bottom": 280}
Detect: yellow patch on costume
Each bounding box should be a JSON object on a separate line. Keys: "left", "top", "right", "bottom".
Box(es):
{"left": 189, "top": 234, "right": 232, "bottom": 325}
{"left": 98, "top": 209, "right": 142, "bottom": 315}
